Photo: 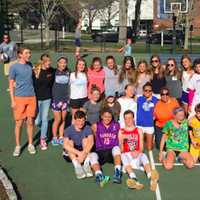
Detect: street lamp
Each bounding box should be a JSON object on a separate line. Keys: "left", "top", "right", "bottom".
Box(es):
{"left": 172, "top": 13, "right": 177, "bottom": 54}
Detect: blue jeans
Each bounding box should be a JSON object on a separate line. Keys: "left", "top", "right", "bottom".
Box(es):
{"left": 35, "top": 99, "right": 51, "bottom": 139}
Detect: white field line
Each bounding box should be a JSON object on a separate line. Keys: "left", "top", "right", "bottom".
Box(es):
{"left": 149, "top": 151, "right": 162, "bottom": 200}
{"left": 154, "top": 163, "right": 200, "bottom": 166}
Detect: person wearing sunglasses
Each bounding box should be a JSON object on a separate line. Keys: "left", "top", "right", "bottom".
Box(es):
{"left": 159, "top": 107, "right": 194, "bottom": 170}
{"left": 0, "top": 34, "right": 17, "bottom": 77}
{"left": 136, "top": 82, "right": 158, "bottom": 150}
{"left": 150, "top": 55, "right": 166, "bottom": 98}
{"left": 165, "top": 58, "right": 182, "bottom": 101}
{"left": 154, "top": 87, "right": 179, "bottom": 149}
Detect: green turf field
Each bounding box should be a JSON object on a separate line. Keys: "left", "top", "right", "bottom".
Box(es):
{"left": 1, "top": 52, "right": 200, "bottom": 200}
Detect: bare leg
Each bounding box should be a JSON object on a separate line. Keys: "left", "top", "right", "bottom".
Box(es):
{"left": 59, "top": 111, "right": 67, "bottom": 138}
{"left": 26, "top": 117, "right": 34, "bottom": 145}
{"left": 15, "top": 120, "right": 23, "bottom": 146}
{"left": 52, "top": 111, "right": 61, "bottom": 138}
{"left": 163, "top": 150, "right": 176, "bottom": 170}
{"left": 179, "top": 152, "right": 194, "bottom": 169}
{"left": 145, "top": 133, "right": 154, "bottom": 151}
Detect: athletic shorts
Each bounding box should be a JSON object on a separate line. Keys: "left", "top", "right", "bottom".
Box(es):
{"left": 96, "top": 149, "right": 114, "bottom": 165}
{"left": 70, "top": 97, "right": 88, "bottom": 109}
{"left": 190, "top": 145, "right": 200, "bottom": 158}
{"left": 13, "top": 96, "right": 36, "bottom": 120}
{"left": 180, "top": 90, "right": 189, "bottom": 104}
{"left": 51, "top": 100, "right": 68, "bottom": 112}
{"left": 75, "top": 38, "right": 81, "bottom": 47}
{"left": 121, "top": 152, "right": 149, "bottom": 170}
{"left": 137, "top": 126, "right": 154, "bottom": 134}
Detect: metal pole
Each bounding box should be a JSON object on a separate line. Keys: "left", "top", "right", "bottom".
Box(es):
{"left": 40, "top": 0, "right": 43, "bottom": 49}
{"left": 20, "top": 19, "right": 23, "bottom": 44}
{"left": 172, "top": 13, "right": 176, "bottom": 54}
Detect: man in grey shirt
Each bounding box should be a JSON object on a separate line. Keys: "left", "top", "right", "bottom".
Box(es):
{"left": 0, "top": 34, "right": 17, "bottom": 76}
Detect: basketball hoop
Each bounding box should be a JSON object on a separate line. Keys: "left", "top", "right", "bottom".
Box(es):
{"left": 171, "top": 3, "right": 181, "bottom": 17}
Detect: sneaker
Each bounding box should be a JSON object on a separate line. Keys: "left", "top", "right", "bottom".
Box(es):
{"left": 113, "top": 168, "right": 122, "bottom": 184}
{"left": 83, "top": 161, "right": 93, "bottom": 177}
{"left": 74, "top": 164, "right": 86, "bottom": 179}
{"left": 13, "top": 146, "right": 21, "bottom": 157}
{"left": 126, "top": 178, "right": 144, "bottom": 190}
{"left": 28, "top": 144, "right": 36, "bottom": 154}
{"left": 150, "top": 169, "right": 159, "bottom": 191}
{"left": 51, "top": 137, "right": 59, "bottom": 146}
{"left": 40, "top": 139, "right": 47, "bottom": 151}
{"left": 95, "top": 173, "right": 110, "bottom": 187}
{"left": 58, "top": 137, "right": 64, "bottom": 145}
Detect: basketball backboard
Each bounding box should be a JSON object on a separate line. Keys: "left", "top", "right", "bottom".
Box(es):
{"left": 164, "top": 0, "right": 188, "bottom": 14}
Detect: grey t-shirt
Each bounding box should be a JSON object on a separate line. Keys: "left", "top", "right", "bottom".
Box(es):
{"left": 165, "top": 75, "right": 182, "bottom": 99}
{"left": 64, "top": 125, "right": 92, "bottom": 147}
{"left": 103, "top": 66, "right": 119, "bottom": 97}
{"left": 0, "top": 41, "right": 17, "bottom": 61}
{"left": 83, "top": 100, "right": 102, "bottom": 124}
{"left": 9, "top": 62, "right": 35, "bottom": 97}
{"left": 75, "top": 27, "right": 81, "bottom": 39}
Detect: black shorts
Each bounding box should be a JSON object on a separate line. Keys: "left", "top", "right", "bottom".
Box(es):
{"left": 96, "top": 149, "right": 113, "bottom": 165}
{"left": 70, "top": 97, "right": 88, "bottom": 109}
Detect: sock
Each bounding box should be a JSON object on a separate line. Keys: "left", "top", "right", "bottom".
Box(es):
{"left": 115, "top": 165, "right": 121, "bottom": 171}
{"left": 95, "top": 170, "right": 103, "bottom": 176}
{"left": 147, "top": 172, "right": 151, "bottom": 179}
{"left": 72, "top": 159, "right": 80, "bottom": 168}
{"left": 129, "top": 172, "right": 137, "bottom": 179}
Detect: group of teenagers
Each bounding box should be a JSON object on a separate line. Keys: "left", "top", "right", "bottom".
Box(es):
{"left": 3, "top": 42, "right": 200, "bottom": 190}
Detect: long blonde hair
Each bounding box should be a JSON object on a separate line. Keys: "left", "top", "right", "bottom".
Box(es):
{"left": 33, "top": 54, "right": 50, "bottom": 79}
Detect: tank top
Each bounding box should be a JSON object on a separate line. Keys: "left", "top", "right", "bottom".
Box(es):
{"left": 121, "top": 128, "right": 140, "bottom": 152}
{"left": 95, "top": 121, "right": 120, "bottom": 151}
{"left": 182, "top": 71, "right": 191, "bottom": 92}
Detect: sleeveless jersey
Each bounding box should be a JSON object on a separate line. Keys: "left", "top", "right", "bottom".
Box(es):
{"left": 95, "top": 121, "right": 120, "bottom": 151}
{"left": 121, "top": 128, "right": 140, "bottom": 152}
{"left": 190, "top": 116, "right": 200, "bottom": 143}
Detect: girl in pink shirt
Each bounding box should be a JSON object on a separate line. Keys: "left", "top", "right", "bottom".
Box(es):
{"left": 87, "top": 57, "right": 105, "bottom": 99}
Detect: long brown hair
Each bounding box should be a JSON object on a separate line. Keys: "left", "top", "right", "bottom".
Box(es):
{"left": 33, "top": 54, "right": 50, "bottom": 79}
{"left": 119, "top": 56, "right": 136, "bottom": 84}
{"left": 74, "top": 58, "right": 87, "bottom": 78}
{"left": 166, "top": 58, "right": 181, "bottom": 80}
{"left": 150, "top": 55, "right": 165, "bottom": 79}
{"left": 135, "top": 59, "right": 152, "bottom": 82}
{"left": 181, "top": 55, "right": 193, "bottom": 71}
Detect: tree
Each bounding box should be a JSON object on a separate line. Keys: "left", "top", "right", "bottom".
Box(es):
{"left": 118, "top": 0, "right": 128, "bottom": 44}
{"left": 134, "top": 0, "right": 142, "bottom": 37}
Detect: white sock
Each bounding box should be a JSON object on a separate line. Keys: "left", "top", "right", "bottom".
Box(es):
{"left": 129, "top": 172, "right": 137, "bottom": 179}
{"left": 147, "top": 172, "right": 151, "bottom": 179}
{"left": 95, "top": 170, "right": 102, "bottom": 176}
{"left": 115, "top": 165, "right": 121, "bottom": 171}
{"left": 72, "top": 159, "right": 80, "bottom": 168}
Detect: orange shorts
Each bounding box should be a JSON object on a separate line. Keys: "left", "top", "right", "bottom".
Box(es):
{"left": 13, "top": 96, "right": 36, "bottom": 120}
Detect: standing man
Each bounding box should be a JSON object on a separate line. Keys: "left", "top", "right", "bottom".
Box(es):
{"left": 0, "top": 34, "right": 17, "bottom": 77}
{"left": 74, "top": 18, "right": 82, "bottom": 59}
{"left": 9, "top": 48, "right": 36, "bottom": 157}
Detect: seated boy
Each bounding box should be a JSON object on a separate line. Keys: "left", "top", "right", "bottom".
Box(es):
{"left": 90, "top": 108, "right": 122, "bottom": 187}
{"left": 189, "top": 103, "right": 200, "bottom": 163}
{"left": 63, "top": 110, "right": 94, "bottom": 179}
{"left": 119, "top": 110, "right": 159, "bottom": 191}
{"left": 159, "top": 107, "right": 194, "bottom": 170}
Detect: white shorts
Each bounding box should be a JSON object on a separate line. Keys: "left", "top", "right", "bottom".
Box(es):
{"left": 121, "top": 152, "right": 149, "bottom": 171}
{"left": 137, "top": 126, "right": 154, "bottom": 134}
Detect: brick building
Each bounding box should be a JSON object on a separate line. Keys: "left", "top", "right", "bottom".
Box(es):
{"left": 153, "top": 0, "right": 200, "bottom": 36}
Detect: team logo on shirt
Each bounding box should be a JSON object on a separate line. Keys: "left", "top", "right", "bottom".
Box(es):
{"left": 142, "top": 101, "right": 154, "bottom": 112}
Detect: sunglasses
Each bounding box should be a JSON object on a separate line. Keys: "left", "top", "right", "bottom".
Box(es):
{"left": 151, "top": 60, "right": 159, "bottom": 63}
{"left": 161, "top": 92, "right": 169, "bottom": 96}
{"left": 167, "top": 64, "right": 174, "bottom": 67}
{"left": 144, "top": 89, "right": 152, "bottom": 92}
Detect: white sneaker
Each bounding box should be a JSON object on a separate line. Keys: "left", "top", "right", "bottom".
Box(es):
{"left": 83, "top": 161, "right": 93, "bottom": 177}
{"left": 74, "top": 164, "right": 86, "bottom": 179}
{"left": 13, "top": 146, "right": 21, "bottom": 157}
{"left": 28, "top": 144, "right": 36, "bottom": 154}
